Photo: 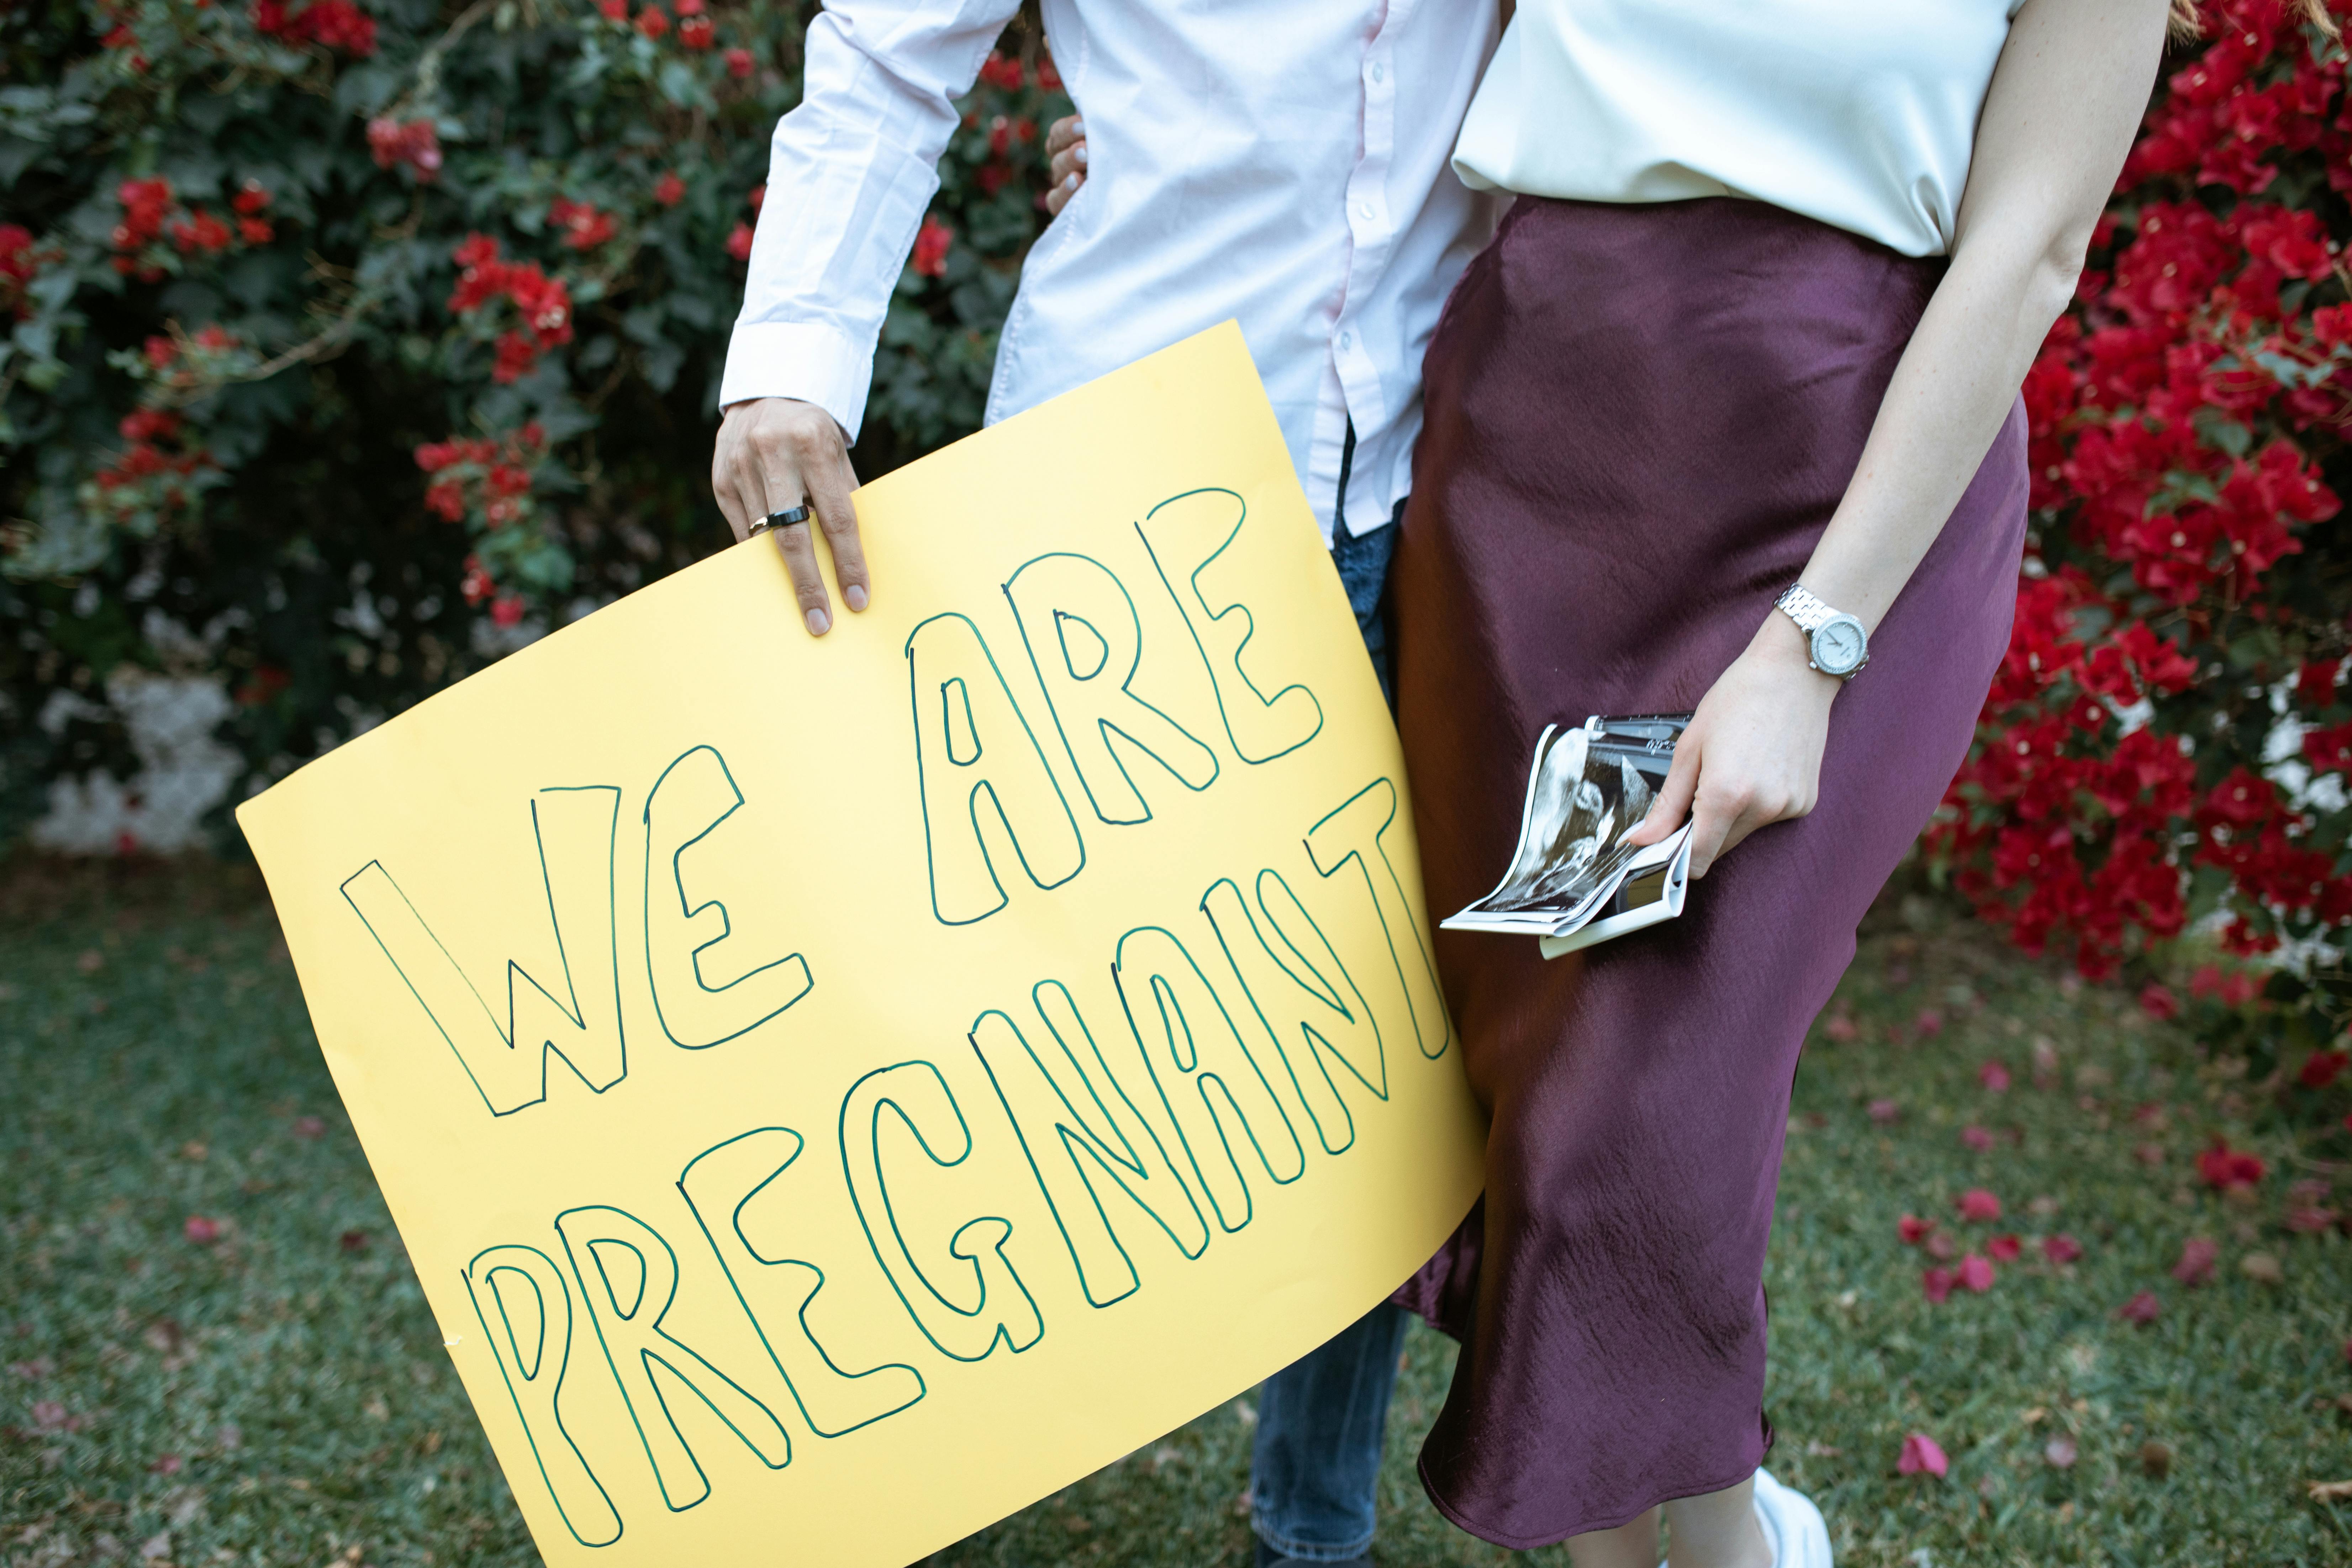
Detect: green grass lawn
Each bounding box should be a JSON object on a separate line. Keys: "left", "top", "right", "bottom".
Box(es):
{"left": 5, "top": 861, "right": 2350, "bottom": 1567}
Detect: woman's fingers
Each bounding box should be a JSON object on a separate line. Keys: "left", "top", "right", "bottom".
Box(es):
{"left": 1625, "top": 740, "right": 1701, "bottom": 847}
{"left": 1684, "top": 781, "right": 1746, "bottom": 880}
{"left": 1044, "top": 116, "right": 1086, "bottom": 217}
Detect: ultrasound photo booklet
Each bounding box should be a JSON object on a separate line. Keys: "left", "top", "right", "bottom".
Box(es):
{"left": 1441, "top": 713, "right": 1697, "bottom": 960}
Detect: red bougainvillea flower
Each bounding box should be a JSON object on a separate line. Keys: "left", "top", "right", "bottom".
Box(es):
{"left": 491, "top": 593, "right": 526, "bottom": 627}
{"left": 251, "top": 0, "right": 378, "bottom": 55}
{"left": 2042, "top": 1233, "right": 2083, "bottom": 1265}
{"left": 725, "top": 45, "right": 753, "bottom": 78}
{"left": 2116, "top": 1290, "right": 2163, "bottom": 1325}
{"left": 1956, "top": 1253, "right": 1996, "bottom": 1292}
{"left": 2189, "top": 964, "right": 2264, "bottom": 1007}
{"left": 1897, "top": 1433, "right": 1949, "bottom": 1478}
{"left": 459, "top": 556, "right": 495, "bottom": 604}
{"left": 1921, "top": 1267, "right": 1955, "bottom": 1304}
{"left": 726, "top": 222, "right": 754, "bottom": 262}
{"left": 2139, "top": 983, "right": 2180, "bottom": 1021}
{"left": 1987, "top": 1234, "right": 2022, "bottom": 1262}
{"left": 2300, "top": 1050, "right": 2348, "bottom": 1090}
{"left": 597, "top": 0, "right": 626, "bottom": 17}
{"left": 679, "top": 15, "right": 712, "bottom": 48}
{"left": 366, "top": 117, "right": 442, "bottom": 180}
{"left": 978, "top": 48, "right": 1025, "bottom": 90}
{"left": 912, "top": 213, "right": 953, "bottom": 276}
{"left": 1956, "top": 1188, "right": 2002, "bottom": 1222}
{"left": 1899, "top": 1214, "right": 1935, "bottom": 1245}
{"left": 2194, "top": 1139, "right": 2266, "bottom": 1191}
{"left": 654, "top": 171, "right": 685, "bottom": 207}
{"left": 2171, "top": 1235, "right": 2218, "bottom": 1287}
{"left": 549, "top": 197, "right": 616, "bottom": 251}
{"left": 634, "top": 5, "right": 668, "bottom": 38}
{"left": 1979, "top": 1060, "right": 2012, "bottom": 1093}
{"left": 1961, "top": 1125, "right": 1995, "bottom": 1152}
{"left": 183, "top": 1215, "right": 220, "bottom": 1244}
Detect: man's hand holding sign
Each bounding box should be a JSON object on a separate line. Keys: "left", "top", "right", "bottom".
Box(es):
{"left": 239, "top": 327, "right": 1482, "bottom": 1568}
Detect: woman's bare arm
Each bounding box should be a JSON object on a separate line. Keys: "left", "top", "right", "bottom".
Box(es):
{"left": 1790, "top": 0, "right": 2172, "bottom": 629}
{"left": 1631, "top": 0, "right": 2173, "bottom": 875}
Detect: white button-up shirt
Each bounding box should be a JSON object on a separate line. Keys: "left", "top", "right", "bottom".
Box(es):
{"left": 720, "top": 0, "right": 1501, "bottom": 542}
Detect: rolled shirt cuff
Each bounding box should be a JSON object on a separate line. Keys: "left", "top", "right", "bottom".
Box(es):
{"left": 715, "top": 319, "right": 874, "bottom": 443}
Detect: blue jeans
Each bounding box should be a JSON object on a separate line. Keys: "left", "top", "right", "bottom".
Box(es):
{"left": 1250, "top": 515, "right": 1408, "bottom": 1564}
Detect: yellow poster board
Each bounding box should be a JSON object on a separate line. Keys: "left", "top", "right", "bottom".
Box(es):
{"left": 237, "top": 323, "right": 1485, "bottom": 1568}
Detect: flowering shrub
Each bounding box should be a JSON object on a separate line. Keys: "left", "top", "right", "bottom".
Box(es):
{"left": 1929, "top": 0, "right": 2352, "bottom": 1076}
{"left": 0, "top": 0, "right": 1067, "bottom": 844}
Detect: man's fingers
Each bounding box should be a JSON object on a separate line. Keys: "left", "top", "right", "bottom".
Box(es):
{"left": 1044, "top": 115, "right": 1082, "bottom": 156}
{"left": 766, "top": 516, "right": 834, "bottom": 635}
{"left": 713, "top": 463, "right": 755, "bottom": 543}
{"left": 807, "top": 458, "right": 869, "bottom": 614}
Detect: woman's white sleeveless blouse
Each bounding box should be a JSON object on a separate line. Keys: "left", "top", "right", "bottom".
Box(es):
{"left": 1452, "top": 0, "right": 2029, "bottom": 258}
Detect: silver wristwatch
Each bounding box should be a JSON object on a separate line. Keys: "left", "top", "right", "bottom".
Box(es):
{"left": 1775, "top": 584, "right": 1870, "bottom": 680}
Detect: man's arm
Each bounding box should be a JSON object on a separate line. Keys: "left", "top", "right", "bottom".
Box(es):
{"left": 713, "top": 0, "right": 1021, "bottom": 636}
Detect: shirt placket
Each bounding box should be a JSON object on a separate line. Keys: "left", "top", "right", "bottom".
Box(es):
{"left": 1325, "top": 0, "right": 1407, "bottom": 536}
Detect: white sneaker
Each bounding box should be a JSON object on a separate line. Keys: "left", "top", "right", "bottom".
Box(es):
{"left": 1750, "top": 1468, "right": 1832, "bottom": 1568}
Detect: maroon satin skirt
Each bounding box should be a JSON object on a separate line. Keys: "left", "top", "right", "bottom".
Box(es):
{"left": 1388, "top": 196, "right": 2027, "bottom": 1545}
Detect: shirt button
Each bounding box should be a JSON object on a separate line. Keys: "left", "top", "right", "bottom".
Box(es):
{"left": 1357, "top": 200, "right": 1375, "bottom": 220}
{"left": 1339, "top": 330, "right": 1354, "bottom": 351}
{"left": 1370, "top": 62, "right": 1386, "bottom": 84}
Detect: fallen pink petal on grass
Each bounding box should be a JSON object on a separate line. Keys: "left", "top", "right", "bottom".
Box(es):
{"left": 2045, "top": 1435, "right": 2078, "bottom": 1469}
{"left": 2135, "top": 1142, "right": 2166, "bottom": 1166}
{"left": 183, "top": 1216, "right": 220, "bottom": 1245}
{"left": 1868, "top": 1098, "right": 1902, "bottom": 1124}
{"left": 1956, "top": 1253, "right": 1996, "bottom": 1292}
{"left": 1824, "top": 1014, "right": 1860, "bottom": 1042}
{"left": 291, "top": 1116, "right": 326, "bottom": 1140}
{"left": 1987, "top": 1234, "right": 2022, "bottom": 1262}
{"left": 1956, "top": 1188, "right": 2002, "bottom": 1222}
{"left": 1914, "top": 1008, "right": 1945, "bottom": 1038}
{"left": 1899, "top": 1214, "right": 1935, "bottom": 1245}
{"left": 1978, "top": 1060, "right": 2011, "bottom": 1093}
{"left": 1897, "top": 1432, "right": 1949, "bottom": 1477}
{"left": 2195, "top": 1139, "right": 2266, "bottom": 1192}
{"left": 2117, "top": 1290, "right": 2163, "bottom": 1325}
{"left": 1961, "top": 1125, "right": 1995, "bottom": 1151}
{"left": 2172, "top": 1236, "right": 2218, "bottom": 1287}
{"left": 1926, "top": 1231, "right": 1957, "bottom": 1260}
{"left": 2041, "top": 1233, "right": 2083, "bottom": 1265}
{"left": 1922, "top": 1267, "right": 1956, "bottom": 1304}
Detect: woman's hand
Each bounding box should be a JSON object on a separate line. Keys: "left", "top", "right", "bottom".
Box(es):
{"left": 1623, "top": 613, "right": 1840, "bottom": 877}
{"left": 1044, "top": 115, "right": 1087, "bottom": 216}
{"left": 710, "top": 396, "right": 867, "bottom": 636}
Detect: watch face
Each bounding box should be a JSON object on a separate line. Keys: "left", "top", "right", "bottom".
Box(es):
{"left": 1813, "top": 617, "right": 1866, "bottom": 675}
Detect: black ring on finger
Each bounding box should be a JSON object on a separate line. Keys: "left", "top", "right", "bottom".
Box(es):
{"left": 750, "top": 504, "right": 812, "bottom": 535}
